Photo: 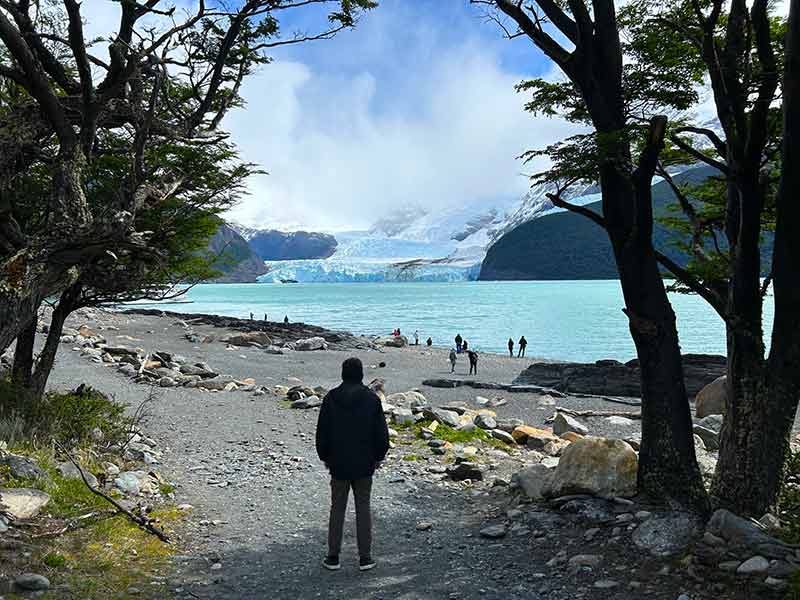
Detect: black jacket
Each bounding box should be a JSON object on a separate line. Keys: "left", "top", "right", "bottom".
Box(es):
{"left": 315, "top": 382, "right": 390, "bottom": 481}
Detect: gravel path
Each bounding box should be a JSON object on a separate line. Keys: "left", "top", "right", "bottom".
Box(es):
{"left": 44, "top": 310, "right": 777, "bottom": 600}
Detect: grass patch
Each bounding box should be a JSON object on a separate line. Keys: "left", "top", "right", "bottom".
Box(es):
{"left": 393, "top": 418, "right": 496, "bottom": 445}
{"left": 402, "top": 454, "right": 421, "bottom": 461}
{"left": 2, "top": 445, "right": 182, "bottom": 599}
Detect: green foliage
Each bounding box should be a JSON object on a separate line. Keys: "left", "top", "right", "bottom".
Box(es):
{"left": 0, "top": 381, "right": 128, "bottom": 447}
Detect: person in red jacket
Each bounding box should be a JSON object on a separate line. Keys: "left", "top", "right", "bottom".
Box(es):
{"left": 316, "top": 357, "right": 390, "bottom": 572}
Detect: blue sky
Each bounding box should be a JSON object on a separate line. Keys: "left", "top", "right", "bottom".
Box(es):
{"left": 220, "top": 0, "right": 575, "bottom": 231}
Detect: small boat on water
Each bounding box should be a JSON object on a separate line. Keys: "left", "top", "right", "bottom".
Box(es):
{"left": 279, "top": 279, "right": 299, "bottom": 284}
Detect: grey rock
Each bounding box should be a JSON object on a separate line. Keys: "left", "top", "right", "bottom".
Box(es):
{"left": 393, "top": 409, "right": 417, "bottom": 425}
{"left": 512, "top": 464, "right": 553, "bottom": 500}
{"left": 429, "top": 408, "right": 461, "bottom": 428}
{"left": 569, "top": 554, "right": 602, "bottom": 569}
{"left": 696, "top": 375, "right": 727, "bottom": 418}
{"left": 57, "top": 462, "right": 99, "bottom": 488}
{"left": 491, "top": 429, "right": 516, "bottom": 445}
{"left": 0, "top": 453, "right": 46, "bottom": 480}
{"left": 118, "top": 364, "right": 137, "bottom": 377}
{"left": 546, "top": 437, "right": 638, "bottom": 499}
{"left": 632, "top": 513, "right": 700, "bottom": 557}
{"left": 736, "top": 556, "right": 770, "bottom": 575}
{"left": 14, "top": 573, "right": 50, "bottom": 591}
{"left": 447, "top": 462, "right": 483, "bottom": 481}
{"left": 692, "top": 424, "right": 719, "bottom": 451}
{"left": 115, "top": 472, "right": 143, "bottom": 495}
{"left": 553, "top": 413, "right": 589, "bottom": 436}
{"left": 474, "top": 414, "right": 497, "bottom": 430}
{"left": 698, "top": 414, "right": 724, "bottom": 433}
{"left": 159, "top": 376, "right": 177, "bottom": 388}
{"left": 479, "top": 524, "right": 507, "bottom": 539}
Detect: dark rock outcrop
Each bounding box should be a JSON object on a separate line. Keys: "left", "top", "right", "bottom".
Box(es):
{"left": 248, "top": 230, "right": 337, "bottom": 261}
{"left": 207, "top": 222, "right": 268, "bottom": 283}
{"left": 512, "top": 354, "right": 726, "bottom": 399}
{"left": 479, "top": 166, "right": 772, "bottom": 280}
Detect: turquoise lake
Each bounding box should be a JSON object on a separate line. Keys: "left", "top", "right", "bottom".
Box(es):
{"left": 155, "top": 281, "right": 774, "bottom": 363}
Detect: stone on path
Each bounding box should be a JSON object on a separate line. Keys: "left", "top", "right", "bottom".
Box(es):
{"left": 447, "top": 462, "right": 483, "bottom": 481}
{"left": 0, "top": 453, "right": 46, "bottom": 480}
{"left": 57, "top": 462, "right": 99, "bottom": 488}
{"left": 512, "top": 464, "right": 553, "bottom": 500}
{"left": 375, "top": 335, "right": 408, "bottom": 348}
{"left": 632, "top": 513, "right": 700, "bottom": 557}
{"left": 736, "top": 556, "right": 770, "bottom": 576}
{"left": 553, "top": 412, "right": 589, "bottom": 436}
{"left": 14, "top": 573, "right": 50, "bottom": 591}
{"left": 491, "top": 429, "right": 516, "bottom": 445}
{"left": 474, "top": 414, "right": 496, "bottom": 430}
{"left": 511, "top": 425, "right": 557, "bottom": 447}
{"left": 546, "top": 437, "right": 638, "bottom": 499}
{"left": 479, "top": 524, "right": 507, "bottom": 539}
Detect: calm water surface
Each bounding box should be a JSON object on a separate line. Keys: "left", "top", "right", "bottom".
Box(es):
{"left": 152, "top": 281, "right": 774, "bottom": 363}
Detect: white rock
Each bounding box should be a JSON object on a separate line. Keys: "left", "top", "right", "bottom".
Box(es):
{"left": 736, "top": 556, "right": 770, "bottom": 575}
{"left": 0, "top": 488, "right": 51, "bottom": 519}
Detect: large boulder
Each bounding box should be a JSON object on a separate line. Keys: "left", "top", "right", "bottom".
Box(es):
{"left": 545, "top": 437, "right": 638, "bottom": 499}
{"left": 424, "top": 408, "right": 461, "bottom": 428}
{"left": 695, "top": 375, "right": 727, "bottom": 418}
{"left": 222, "top": 332, "right": 272, "bottom": 347}
{"left": 376, "top": 335, "right": 408, "bottom": 348}
{"left": 293, "top": 337, "right": 328, "bottom": 351}
{"left": 0, "top": 488, "right": 51, "bottom": 519}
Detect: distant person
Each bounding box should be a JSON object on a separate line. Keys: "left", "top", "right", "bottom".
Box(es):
{"left": 264, "top": 313, "right": 268, "bottom": 322}
{"left": 250, "top": 312, "right": 254, "bottom": 320}
{"left": 455, "top": 334, "right": 463, "bottom": 353}
{"left": 508, "top": 338, "right": 514, "bottom": 357}
{"left": 284, "top": 315, "right": 289, "bottom": 324}
{"left": 449, "top": 348, "right": 457, "bottom": 373}
{"left": 426, "top": 337, "right": 433, "bottom": 347}
{"left": 414, "top": 330, "right": 419, "bottom": 346}
{"left": 316, "top": 358, "right": 389, "bottom": 572}
{"left": 518, "top": 336, "right": 528, "bottom": 358}
{"left": 467, "top": 350, "right": 478, "bottom": 375}
{"left": 462, "top": 339, "right": 468, "bottom": 353}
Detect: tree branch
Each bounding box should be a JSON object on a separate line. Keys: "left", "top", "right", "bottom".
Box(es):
{"left": 655, "top": 250, "right": 727, "bottom": 318}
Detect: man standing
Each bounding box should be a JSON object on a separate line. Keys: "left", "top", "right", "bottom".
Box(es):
{"left": 518, "top": 336, "right": 528, "bottom": 358}
{"left": 507, "top": 338, "right": 514, "bottom": 357}
{"left": 449, "top": 348, "right": 457, "bottom": 373}
{"left": 467, "top": 349, "right": 479, "bottom": 375}
{"left": 455, "top": 333, "right": 463, "bottom": 353}
{"left": 316, "top": 358, "right": 390, "bottom": 572}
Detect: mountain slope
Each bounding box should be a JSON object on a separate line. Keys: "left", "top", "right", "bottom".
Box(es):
{"left": 479, "top": 166, "right": 723, "bottom": 280}
{"left": 207, "top": 222, "right": 268, "bottom": 283}
{"left": 247, "top": 230, "right": 338, "bottom": 260}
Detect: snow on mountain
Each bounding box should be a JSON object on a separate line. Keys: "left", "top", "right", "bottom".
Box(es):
{"left": 252, "top": 182, "right": 607, "bottom": 283}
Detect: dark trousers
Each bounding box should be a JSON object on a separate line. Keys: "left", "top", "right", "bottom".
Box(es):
{"left": 508, "top": 348, "right": 513, "bottom": 357}
{"left": 469, "top": 361, "right": 477, "bottom": 375}
{"left": 518, "top": 347, "right": 526, "bottom": 357}
{"left": 328, "top": 477, "right": 373, "bottom": 558}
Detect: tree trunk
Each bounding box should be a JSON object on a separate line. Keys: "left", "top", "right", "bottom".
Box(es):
{"left": 601, "top": 163, "right": 709, "bottom": 513}
{"left": 11, "top": 314, "right": 37, "bottom": 389}
{"left": 29, "top": 283, "right": 83, "bottom": 399}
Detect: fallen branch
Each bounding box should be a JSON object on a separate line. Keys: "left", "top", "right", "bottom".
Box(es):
{"left": 53, "top": 439, "right": 171, "bottom": 543}
{"left": 29, "top": 509, "right": 116, "bottom": 538}
{"left": 547, "top": 407, "right": 642, "bottom": 421}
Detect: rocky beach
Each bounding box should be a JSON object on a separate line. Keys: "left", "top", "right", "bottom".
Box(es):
{"left": 5, "top": 307, "right": 792, "bottom": 599}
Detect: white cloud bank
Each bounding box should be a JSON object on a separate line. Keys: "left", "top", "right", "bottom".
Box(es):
{"left": 223, "top": 35, "right": 575, "bottom": 231}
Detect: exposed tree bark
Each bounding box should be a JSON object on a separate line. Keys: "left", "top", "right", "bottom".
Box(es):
{"left": 11, "top": 313, "right": 37, "bottom": 388}
{"left": 29, "top": 282, "right": 83, "bottom": 400}
{"left": 487, "top": 0, "right": 708, "bottom": 512}
{"left": 713, "top": 0, "right": 800, "bottom": 515}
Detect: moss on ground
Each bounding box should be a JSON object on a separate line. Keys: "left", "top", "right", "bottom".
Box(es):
{"left": 2, "top": 448, "right": 182, "bottom": 599}
{"left": 392, "top": 418, "right": 511, "bottom": 453}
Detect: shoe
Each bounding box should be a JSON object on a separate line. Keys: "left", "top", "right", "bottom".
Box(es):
{"left": 323, "top": 556, "right": 340, "bottom": 571}
{"left": 359, "top": 556, "right": 376, "bottom": 571}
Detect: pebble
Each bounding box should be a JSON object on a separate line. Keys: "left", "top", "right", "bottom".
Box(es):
{"left": 14, "top": 573, "right": 50, "bottom": 591}
{"left": 737, "top": 556, "right": 769, "bottom": 575}
{"left": 479, "top": 525, "right": 507, "bottom": 539}
{"left": 593, "top": 579, "right": 619, "bottom": 589}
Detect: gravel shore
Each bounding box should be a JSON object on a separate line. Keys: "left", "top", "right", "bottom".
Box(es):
{"left": 42, "top": 309, "right": 772, "bottom": 600}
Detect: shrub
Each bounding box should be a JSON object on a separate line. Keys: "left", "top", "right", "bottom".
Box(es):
{"left": 0, "top": 380, "right": 129, "bottom": 447}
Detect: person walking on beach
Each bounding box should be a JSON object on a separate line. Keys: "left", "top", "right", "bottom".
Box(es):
{"left": 518, "top": 336, "right": 528, "bottom": 358}
{"left": 426, "top": 337, "right": 433, "bottom": 347}
{"left": 455, "top": 334, "right": 463, "bottom": 353}
{"left": 467, "top": 349, "right": 478, "bottom": 375}
{"left": 284, "top": 315, "right": 289, "bottom": 324}
{"left": 316, "top": 358, "right": 390, "bottom": 572}
{"left": 449, "top": 348, "right": 457, "bottom": 373}
{"left": 414, "top": 330, "right": 419, "bottom": 346}
{"left": 462, "top": 339, "right": 468, "bottom": 352}
{"left": 508, "top": 338, "right": 514, "bottom": 357}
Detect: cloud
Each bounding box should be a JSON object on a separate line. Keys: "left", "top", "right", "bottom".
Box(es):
{"left": 223, "top": 4, "right": 577, "bottom": 232}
